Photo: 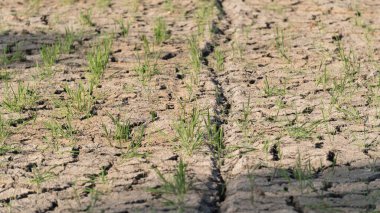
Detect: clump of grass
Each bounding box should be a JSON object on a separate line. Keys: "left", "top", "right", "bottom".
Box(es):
{"left": 45, "top": 117, "right": 76, "bottom": 140}
{"left": 204, "top": 110, "right": 224, "bottom": 165}
{"left": 26, "top": 0, "right": 42, "bottom": 15}
{"left": 64, "top": 83, "right": 94, "bottom": 117}
{"left": 103, "top": 113, "right": 146, "bottom": 150}
{"left": 187, "top": 35, "right": 202, "bottom": 83}
{"left": 275, "top": 27, "right": 291, "bottom": 63}
{"left": 290, "top": 152, "right": 315, "bottom": 193}
{"left": 134, "top": 35, "right": 159, "bottom": 84}
{"left": 80, "top": 9, "right": 95, "bottom": 27}
{"left": 0, "top": 114, "right": 9, "bottom": 144}
{"left": 96, "top": 0, "right": 111, "bottom": 8}
{"left": 43, "top": 117, "right": 76, "bottom": 150}
{"left": 153, "top": 17, "right": 170, "bottom": 45}
{"left": 174, "top": 108, "right": 203, "bottom": 156}
{"left": 240, "top": 96, "right": 252, "bottom": 141}
{"left": 287, "top": 116, "right": 320, "bottom": 140}
{"left": 39, "top": 43, "right": 60, "bottom": 76}
{"left": 0, "top": 70, "right": 11, "bottom": 81}
{"left": 2, "top": 82, "right": 38, "bottom": 112}
{"left": 60, "top": 27, "right": 76, "bottom": 54}
{"left": 0, "top": 43, "right": 26, "bottom": 66}
{"left": 103, "top": 113, "right": 132, "bottom": 147}
{"left": 196, "top": 2, "right": 214, "bottom": 36}
{"left": 163, "top": 0, "right": 174, "bottom": 12}
{"left": 116, "top": 19, "right": 130, "bottom": 38}
{"left": 263, "top": 76, "right": 286, "bottom": 97}
{"left": 151, "top": 159, "right": 191, "bottom": 212}
{"left": 87, "top": 36, "right": 113, "bottom": 85}
{"left": 30, "top": 166, "right": 56, "bottom": 193}
{"left": 213, "top": 47, "right": 224, "bottom": 72}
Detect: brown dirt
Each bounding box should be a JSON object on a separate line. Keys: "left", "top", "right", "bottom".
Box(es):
{"left": 0, "top": 0, "right": 380, "bottom": 212}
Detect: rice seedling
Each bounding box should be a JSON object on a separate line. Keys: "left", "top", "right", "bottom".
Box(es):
{"left": 84, "top": 187, "right": 102, "bottom": 211}
{"left": 213, "top": 47, "right": 224, "bottom": 72}
{"left": 87, "top": 36, "right": 113, "bottom": 85}
{"left": 0, "top": 43, "right": 26, "bottom": 66}
{"left": 275, "top": 27, "right": 291, "bottom": 63}
{"left": 96, "top": 0, "right": 111, "bottom": 8}
{"left": 64, "top": 83, "right": 94, "bottom": 117}
{"left": 59, "top": 27, "right": 76, "bottom": 54}
{"left": 287, "top": 117, "right": 321, "bottom": 140}
{"left": 30, "top": 166, "right": 56, "bottom": 193}
{"left": 240, "top": 96, "right": 252, "bottom": 141}
{"left": 0, "top": 114, "right": 9, "bottom": 144}
{"left": 337, "top": 42, "right": 360, "bottom": 81}
{"left": 153, "top": 17, "right": 170, "bottom": 45}
{"left": 292, "top": 152, "right": 315, "bottom": 193}
{"left": 44, "top": 117, "right": 76, "bottom": 141}
{"left": 26, "top": 0, "right": 42, "bottom": 15}
{"left": 230, "top": 40, "right": 245, "bottom": 62}
{"left": 196, "top": 2, "right": 213, "bottom": 36}
{"left": 116, "top": 19, "right": 130, "bottom": 38}
{"left": 315, "top": 60, "right": 330, "bottom": 91}
{"left": 0, "top": 70, "right": 11, "bottom": 81}
{"left": 39, "top": 43, "right": 60, "bottom": 76}
{"left": 151, "top": 159, "right": 191, "bottom": 212}
{"left": 134, "top": 54, "right": 159, "bottom": 85}
{"left": 187, "top": 35, "right": 202, "bottom": 83}
{"left": 263, "top": 76, "right": 286, "bottom": 97}
{"left": 204, "top": 110, "right": 224, "bottom": 166}
{"left": 2, "top": 82, "right": 38, "bottom": 112}
{"left": 163, "top": 0, "right": 174, "bottom": 12}
{"left": 174, "top": 108, "right": 203, "bottom": 156}
{"left": 80, "top": 9, "right": 95, "bottom": 27}
{"left": 134, "top": 36, "right": 159, "bottom": 84}
{"left": 102, "top": 113, "right": 132, "bottom": 147}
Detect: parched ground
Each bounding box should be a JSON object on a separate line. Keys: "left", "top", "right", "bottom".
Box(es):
{"left": 0, "top": 0, "right": 380, "bottom": 212}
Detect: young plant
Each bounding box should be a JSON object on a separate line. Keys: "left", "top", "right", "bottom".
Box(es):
{"left": 196, "top": 2, "right": 213, "bottom": 36}
{"left": 102, "top": 113, "right": 132, "bottom": 148}
{"left": 87, "top": 36, "right": 113, "bottom": 85}
{"left": 96, "top": 0, "right": 111, "bottom": 8}
{"left": 26, "top": 0, "right": 42, "bottom": 15}
{"left": 80, "top": 9, "right": 95, "bottom": 27}
{"left": 30, "top": 166, "right": 56, "bottom": 193}
{"left": 240, "top": 96, "right": 252, "bottom": 141}
{"left": 0, "top": 43, "right": 25, "bottom": 66}
{"left": 151, "top": 159, "right": 191, "bottom": 212}
{"left": 174, "top": 108, "right": 203, "bottom": 156}
{"left": 3, "top": 82, "right": 38, "bottom": 112}
{"left": 164, "top": 0, "right": 174, "bottom": 12}
{"left": 315, "top": 60, "right": 330, "bottom": 91}
{"left": 213, "top": 47, "right": 224, "bottom": 72}
{"left": 0, "top": 114, "right": 9, "bottom": 144}
{"left": 134, "top": 55, "right": 159, "bottom": 85}
{"left": 292, "top": 152, "right": 315, "bottom": 193}
{"left": 204, "top": 110, "right": 224, "bottom": 166}
{"left": 187, "top": 35, "right": 202, "bottom": 83}
{"left": 44, "top": 117, "right": 76, "bottom": 140}
{"left": 153, "top": 17, "right": 170, "bottom": 45}
{"left": 60, "top": 27, "right": 76, "bottom": 54}
{"left": 263, "top": 76, "right": 286, "bottom": 97}
{"left": 40, "top": 43, "right": 60, "bottom": 76}
{"left": 64, "top": 83, "right": 94, "bottom": 117}
{"left": 116, "top": 19, "right": 130, "bottom": 38}
{"left": 134, "top": 36, "right": 159, "bottom": 84}
{"left": 0, "top": 70, "right": 11, "bottom": 81}
{"left": 287, "top": 115, "right": 321, "bottom": 140}
{"left": 275, "top": 27, "right": 291, "bottom": 63}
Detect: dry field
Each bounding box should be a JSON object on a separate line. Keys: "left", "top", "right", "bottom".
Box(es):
{"left": 0, "top": 0, "right": 380, "bottom": 212}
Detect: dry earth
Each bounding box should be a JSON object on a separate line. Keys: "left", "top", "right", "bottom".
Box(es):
{"left": 0, "top": 0, "right": 380, "bottom": 212}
